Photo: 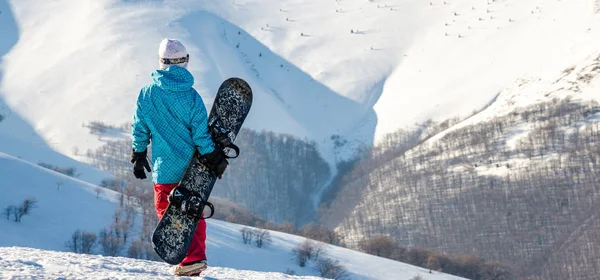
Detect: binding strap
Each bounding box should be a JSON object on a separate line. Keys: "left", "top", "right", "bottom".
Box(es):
{"left": 201, "top": 201, "right": 215, "bottom": 219}
{"left": 168, "top": 186, "right": 214, "bottom": 219}
{"left": 209, "top": 117, "right": 240, "bottom": 158}
{"left": 220, "top": 142, "right": 240, "bottom": 159}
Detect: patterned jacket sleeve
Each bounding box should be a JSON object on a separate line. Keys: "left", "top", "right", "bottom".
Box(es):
{"left": 191, "top": 90, "right": 215, "bottom": 155}
{"left": 132, "top": 96, "right": 151, "bottom": 152}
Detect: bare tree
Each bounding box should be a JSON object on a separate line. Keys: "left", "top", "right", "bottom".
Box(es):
{"left": 292, "top": 239, "right": 318, "bottom": 267}
{"left": 80, "top": 231, "right": 97, "bottom": 254}
{"left": 66, "top": 229, "right": 97, "bottom": 254}
{"left": 314, "top": 257, "right": 349, "bottom": 280}
{"left": 12, "top": 197, "right": 38, "bottom": 223}
{"left": 115, "top": 205, "right": 136, "bottom": 244}
{"left": 240, "top": 227, "right": 254, "bottom": 244}
{"left": 254, "top": 229, "right": 272, "bottom": 248}
{"left": 11, "top": 205, "right": 18, "bottom": 222}
{"left": 128, "top": 240, "right": 144, "bottom": 259}
{"left": 482, "top": 261, "right": 515, "bottom": 280}
{"left": 95, "top": 186, "right": 103, "bottom": 199}
{"left": 65, "top": 230, "right": 81, "bottom": 253}
{"left": 313, "top": 241, "right": 327, "bottom": 260}
{"left": 98, "top": 227, "right": 123, "bottom": 256}
{"left": 127, "top": 238, "right": 162, "bottom": 261}
{"left": 278, "top": 221, "right": 298, "bottom": 234}
{"left": 3, "top": 206, "right": 15, "bottom": 220}
{"left": 358, "top": 235, "right": 399, "bottom": 259}
{"left": 300, "top": 223, "right": 340, "bottom": 245}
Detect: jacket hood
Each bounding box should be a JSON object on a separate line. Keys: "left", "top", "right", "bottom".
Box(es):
{"left": 151, "top": 66, "right": 194, "bottom": 92}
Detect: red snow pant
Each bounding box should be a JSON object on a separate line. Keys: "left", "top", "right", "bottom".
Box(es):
{"left": 154, "top": 183, "right": 207, "bottom": 265}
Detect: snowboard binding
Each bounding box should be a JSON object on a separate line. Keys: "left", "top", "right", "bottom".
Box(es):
{"left": 208, "top": 117, "right": 240, "bottom": 159}
{"left": 168, "top": 186, "right": 214, "bottom": 219}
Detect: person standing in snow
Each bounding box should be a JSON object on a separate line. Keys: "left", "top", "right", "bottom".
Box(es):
{"left": 130, "top": 38, "right": 228, "bottom": 276}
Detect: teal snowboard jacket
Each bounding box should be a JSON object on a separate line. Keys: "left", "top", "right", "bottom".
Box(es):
{"left": 132, "top": 66, "right": 215, "bottom": 184}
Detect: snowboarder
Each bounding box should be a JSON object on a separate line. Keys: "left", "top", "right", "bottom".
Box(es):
{"left": 130, "top": 38, "right": 228, "bottom": 276}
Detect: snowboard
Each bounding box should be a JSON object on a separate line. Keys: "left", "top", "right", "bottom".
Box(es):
{"left": 152, "top": 77, "right": 252, "bottom": 265}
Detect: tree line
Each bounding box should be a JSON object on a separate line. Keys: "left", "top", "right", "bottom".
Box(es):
{"left": 86, "top": 128, "right": 330, "bottom": 226}
{"left": 323, "top": 97, "right": 600, "bottom": 279}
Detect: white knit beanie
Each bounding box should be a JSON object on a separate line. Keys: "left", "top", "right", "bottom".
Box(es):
{"left": 158, "top": 38, "right": 189, "bottom": 70}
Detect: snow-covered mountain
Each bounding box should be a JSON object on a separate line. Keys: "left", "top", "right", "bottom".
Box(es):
{"left": 1, "top": 0, "right": 599, "bottom": 226}
{"left": 0, "top": 152, "right": 464, "bottom": 280}
{"left": 2, "top": 0, "right": 600, "bottom": 278}
{"left": 327, "top": 52, "right": 600, "bottom": 279}
{"left": 2, "top": 0, "right": 599, "bottom": 165}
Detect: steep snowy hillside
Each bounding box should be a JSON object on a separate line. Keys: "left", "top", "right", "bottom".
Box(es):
{"left": 425, "top": 52, "right": 600, "bottom": 144}
{"left": 1, "top": 0, "right": 598, "bottom": 166}
{"left": 0, "top": 153, "right": 465, "bottom": 280}
{"left": 0, "top": 0, "right": 113, "bottom": 185}
{"left": 374, "top": 0, "right": 600, "bottom": 137}
{"left": 329, "top": 53, "right": 600, "bottom": 279}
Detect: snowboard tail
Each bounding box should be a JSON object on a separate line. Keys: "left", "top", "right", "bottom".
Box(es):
{"left": 151, "top": 78, "right": 252, "bottom": 264}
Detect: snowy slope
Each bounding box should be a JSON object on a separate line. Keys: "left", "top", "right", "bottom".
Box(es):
{"left": 1, "top": 0, "right": 598, "bottom": 166}
{"left": 0, "top": 247, "right": 321, "bottom": 280}
{"left": 375, "top": 0, "right": 600, "bottom": 138}
{"left": 0, "top": 153, "right": 464, "bottom": 280}
{"left": 423, "top": 51, "right": 600, "bottom": 146}
{"left": 0, "top": 153, "right": 121, "bottom": 250}
{"left": 0, "top": 130, "right": 114, "bottom": 185}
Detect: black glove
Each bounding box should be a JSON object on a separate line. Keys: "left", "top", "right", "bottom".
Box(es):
{"left": 130, "top": 149, "right": 151, "bottom": 179}
{"left": 199, "top": 149, "right": 228, "bottom": 179}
